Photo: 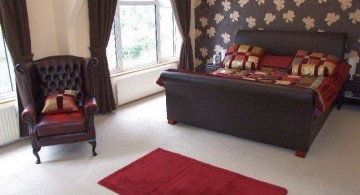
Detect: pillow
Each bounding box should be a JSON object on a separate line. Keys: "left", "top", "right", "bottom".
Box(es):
{"left": 42, "top": 90, "right": 79, "bottom": 114}
{"left": 223, "top": 44, "right": 265, "bottom": 70}
{"left": 291, "top": 63, "right": 330, "bottom": 77}
{"left": 260, "top": 55, "right": 293, "bottom": 69}
{"left": 291, "top": 50, "right": 340, "bottom": 76}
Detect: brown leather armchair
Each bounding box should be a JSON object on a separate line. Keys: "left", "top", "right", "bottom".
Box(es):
{"left": 15, "top": 55, "right": 98, "bottom": 164}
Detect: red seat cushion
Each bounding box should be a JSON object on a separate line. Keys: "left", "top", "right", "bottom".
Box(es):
{"left": 36, "top": 111, "right": 86, "bottom": 137}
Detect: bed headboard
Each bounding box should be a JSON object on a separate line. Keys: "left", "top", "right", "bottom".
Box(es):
{"left": 235, "top": 30, "right": 347, "bottom": 59}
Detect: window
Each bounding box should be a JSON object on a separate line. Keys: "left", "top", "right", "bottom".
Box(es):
{"left": 0, "top": 26, "right": 15, "bottom": 100}
{"left": 107, "top": 0, "right": 181, "bottom": 73}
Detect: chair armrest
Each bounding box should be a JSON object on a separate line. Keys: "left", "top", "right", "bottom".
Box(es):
{"left": 84, "top": 96, "right": 98, "bottom": 128}
{"left": 84, "top": 96, "right": 98, "bottom": 114}
{"left": 21, "top": 104, "right": 37, "bottom": 132}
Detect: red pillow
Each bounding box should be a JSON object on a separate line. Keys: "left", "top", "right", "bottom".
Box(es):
{"left": 260, "top": 55, "right": 293, "bottom": 69}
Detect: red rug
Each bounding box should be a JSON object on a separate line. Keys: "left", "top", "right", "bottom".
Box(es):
{"left": 99, "top": 148, "right": 288, "bottom": 195}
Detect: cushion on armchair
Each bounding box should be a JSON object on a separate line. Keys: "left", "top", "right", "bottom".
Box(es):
{"left": 223, "top": 44, "right": 265, "bottom": 70}
{"left": 41, "top": 90, "right": 79, "bottom": 114}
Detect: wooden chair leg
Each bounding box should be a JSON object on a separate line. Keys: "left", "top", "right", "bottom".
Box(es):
{"left": 295, "top": 151, "right": 307, "bottom": 158}
{"left": 32, "top": 144, "right": 41, "bottom": 164}
{"left": 168, "top": 119, "right": 177, "bottom": 125}
{"left": 88, "top": 140, "right": 97, "bottom": 156}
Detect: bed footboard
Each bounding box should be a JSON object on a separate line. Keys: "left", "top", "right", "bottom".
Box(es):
{"left": 161, "top": 71, "right": 320, "bottom": 154}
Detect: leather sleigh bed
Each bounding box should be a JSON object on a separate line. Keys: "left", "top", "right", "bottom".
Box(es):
{"left": 158, "top": 30, "right": 349, "bottom": 158}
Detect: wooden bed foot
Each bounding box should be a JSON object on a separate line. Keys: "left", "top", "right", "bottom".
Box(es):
{"left": 295, "top": 151, "right": 307, "bottom": 158}
{"left": 168, "top": 119, "right": 177, "bottom": 125}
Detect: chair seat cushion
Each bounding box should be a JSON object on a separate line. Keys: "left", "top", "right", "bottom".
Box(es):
{"left": 36, "top": 111, "right": 86, "bottom": 137}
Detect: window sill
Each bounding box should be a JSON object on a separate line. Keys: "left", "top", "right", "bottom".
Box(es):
{"left": 0, "top": 98, "right": 17, "bottom": 109}
{"left": 110, "top": 60, "right": 178, "bottom": 78}
{"left": 0, "top": 96, "right": 16, "bottom": 104}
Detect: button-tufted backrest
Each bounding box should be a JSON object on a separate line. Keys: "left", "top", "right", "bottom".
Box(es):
{"left": 34, "top": 56, "right": 86, "bottom": 107}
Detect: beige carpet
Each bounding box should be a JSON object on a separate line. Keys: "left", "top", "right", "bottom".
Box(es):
{"left": 0, "top": 92, "right": 360, "bottom": 195}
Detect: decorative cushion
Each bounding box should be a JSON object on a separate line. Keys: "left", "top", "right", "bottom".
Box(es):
{"left": 291, "top": 63, "right": 329, "bottom": 77}
{"left": 291, "top": 50, "right": 340, "bottom": 76}
{"left": 41, "top": 90, "right": 79, "bottom": 114}
{"left": 260, "top": 55, "right": 293, "bottom": 69}
{"left": 223, "top": 44, "right": 265, "bottom": 70}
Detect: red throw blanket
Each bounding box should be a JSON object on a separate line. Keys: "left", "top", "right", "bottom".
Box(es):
{"left": 157, "top": 64, "right": 350, "bottom": 114}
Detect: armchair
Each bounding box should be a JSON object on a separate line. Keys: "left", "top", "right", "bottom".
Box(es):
{"left": 15, "top": 55, "right": 98, "bottom": 164}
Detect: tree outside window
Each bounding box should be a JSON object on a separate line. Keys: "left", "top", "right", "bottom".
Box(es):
{"left": 107, "top": 0, "right": 181, "bottom": 73}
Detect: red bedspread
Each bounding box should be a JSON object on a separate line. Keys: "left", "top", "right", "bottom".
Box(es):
{"left": 157, "top": 63, "right": 350, "bottom": 114}
{"left": 314, "top": 63, "right": 350, "bottom": 112}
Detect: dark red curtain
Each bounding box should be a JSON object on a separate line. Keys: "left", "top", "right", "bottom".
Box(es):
{"left": 0, "top": 0, "right": 33, "bottom": 137}
{"left": 88, "top": 0, "right": 117, "bottom": 113}
{"left": 170, "top": 0, "right": 194, "bottom": 70}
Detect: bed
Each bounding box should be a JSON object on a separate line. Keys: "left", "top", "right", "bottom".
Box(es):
{"left": 158, "top": 30, "right": 349, "bottom": 157}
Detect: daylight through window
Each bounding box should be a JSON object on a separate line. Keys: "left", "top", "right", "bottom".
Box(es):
{"left": 0, "top": 26, "right": 15, "bottom": 100}
{"left": 107, "top": 0, "right": 181, "bottom": 73}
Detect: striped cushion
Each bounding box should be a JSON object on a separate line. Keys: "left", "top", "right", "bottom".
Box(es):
{"left": 223, "top": 44, "right": 265, "bottom": 70}
{"left": 42, "top": 90, "right": 79, "bottom": 114}
{"left": 291, "top": 50, "right": 340, "bottom": 76}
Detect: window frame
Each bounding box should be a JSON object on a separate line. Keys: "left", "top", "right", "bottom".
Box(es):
{"left": 0, "top": 28, "right": 16, "bottom": 101}
{"left": 110, "top": 0, "right": 179, "bottom": 74}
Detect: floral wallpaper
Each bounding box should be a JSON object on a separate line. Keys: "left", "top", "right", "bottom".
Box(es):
{"left": 194, "top": 0, "right": 360, "bottom": 73}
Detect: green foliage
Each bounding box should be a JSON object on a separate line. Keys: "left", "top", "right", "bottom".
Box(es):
{"left": 119, "top": 5, "right": 156, "bottom": 60}
{"left": 122, "top": 37, "right": 154, "bottom": 59}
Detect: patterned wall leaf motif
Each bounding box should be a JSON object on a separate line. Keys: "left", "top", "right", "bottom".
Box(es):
{"left": 195, "top": 0, "right": 360, "bottom": 73}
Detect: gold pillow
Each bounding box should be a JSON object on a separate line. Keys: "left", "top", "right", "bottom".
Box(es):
{"left": 223, "top": 44, "right": 265, "bottom": 70}
{"left": 291, "top": 50, "right": 340, "bottom": 76}
{"left": 291, "top": 63, "right": 329, "bottom": 77}
{"left": 41, "top": 90, "right": 79, "bottom": 114}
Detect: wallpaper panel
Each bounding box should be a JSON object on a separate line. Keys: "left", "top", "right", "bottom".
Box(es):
{"left": 194, "top": 0, "right": 360, "bottom": 73}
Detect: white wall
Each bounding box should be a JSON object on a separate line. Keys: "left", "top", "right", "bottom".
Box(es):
{"left": 52, "top": 0, "right": 77, "bottom": 55}
{"left": 27, "top": 0, "right": 59, "bottom": 60}
{"left": 26, "top": 0, "right": 90, "bottom": 59}
{"left": 75, "top": 0, "right": 91, "bottom": 57}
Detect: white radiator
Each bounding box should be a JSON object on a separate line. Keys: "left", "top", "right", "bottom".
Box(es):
{"left": 117, "top": 64, "right": 176, "bottom": 106}
{"left": 0, "top": 105, "right": 20, "bottom": 146}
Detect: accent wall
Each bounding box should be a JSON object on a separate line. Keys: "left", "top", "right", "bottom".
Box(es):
{"left": 194, "top": 0, "right": 360, "bottom": 73}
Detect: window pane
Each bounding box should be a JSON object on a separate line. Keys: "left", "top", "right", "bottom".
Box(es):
{"left": 159, "top": 0, "right": 171, "bottom": 7}
{"left": 0, "top": 28, "right": 12, "bottom": 94}
{"left": 119, "top": 5, "right": 157, "bottom": 70}
{"left": 107, "top": 24, "right": 117, "bottom": 71}
{"left": 174, "top": 22, "right": 182, "bottom": 58}
{"left": 159, "top": 7, "right": 174, "bottom": 60}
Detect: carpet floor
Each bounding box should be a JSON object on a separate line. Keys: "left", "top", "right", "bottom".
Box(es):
{"left": 0, "top": 92, "right": 360, "bottom": 195}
